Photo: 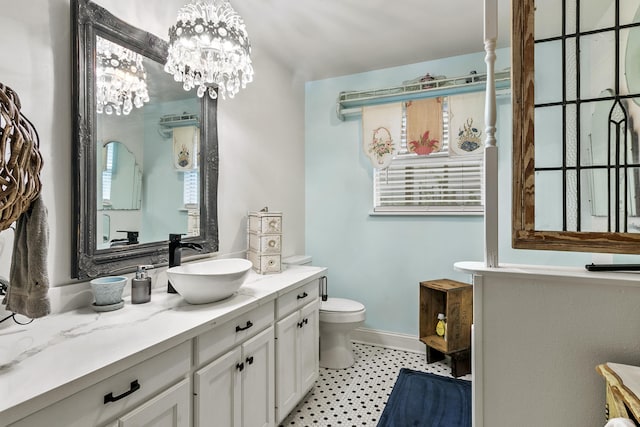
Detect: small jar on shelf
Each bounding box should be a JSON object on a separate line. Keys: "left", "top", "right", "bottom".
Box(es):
{"left": 436, "top": 313, "right": 447, "bottom": 341}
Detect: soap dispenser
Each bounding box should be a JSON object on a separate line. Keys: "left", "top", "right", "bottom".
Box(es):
{"left": 131, "top": 265, "right": 153, "bottom": 304}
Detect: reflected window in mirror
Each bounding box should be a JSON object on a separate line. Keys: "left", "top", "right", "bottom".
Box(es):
{"left": 512, "top": 0, "right": 640, "bottom": 253}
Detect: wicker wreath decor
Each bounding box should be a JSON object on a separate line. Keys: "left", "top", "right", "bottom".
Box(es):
{"left": 0, "top": 83, "right": 43, "bottom": 232}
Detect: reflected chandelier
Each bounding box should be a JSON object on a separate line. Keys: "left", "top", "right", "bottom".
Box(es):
{"left": 96, "top": 37, "right": 149, "bottom": 115}
{"left": 165, "top": 0, "right": 254, "bottom": 100}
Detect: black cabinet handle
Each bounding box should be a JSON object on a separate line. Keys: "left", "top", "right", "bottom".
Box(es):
{"left": 235, "top": 320, "right": 253, "bottom": 332}
{"left": 297, "top": 292, "right": 308, "bottom": 300}
{"left": 297, "top": 318, "right": 309, "bottom": 328}
{"left": 236, "top": 362, "right": 245, "bottom": 371}
{"left": 246, "top": 356, "right": 254, "bottom": 365}
{"left": 104, "top": 380, "right": 140, "bottom": 404}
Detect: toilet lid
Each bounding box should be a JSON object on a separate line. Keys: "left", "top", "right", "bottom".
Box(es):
{"left": 321, "top": 297, "right": 365, "bottom": 313}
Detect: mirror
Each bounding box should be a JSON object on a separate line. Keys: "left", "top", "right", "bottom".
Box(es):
{"left": 72, "top": 0, "right": 219, "bottom": 279}
{"left": 512, "top": 0, "right": 640, "bottom": 253}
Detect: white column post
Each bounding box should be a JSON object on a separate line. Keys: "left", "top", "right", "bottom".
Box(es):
{"left": 483, "top": 0, "right": 499, "bottom": 268}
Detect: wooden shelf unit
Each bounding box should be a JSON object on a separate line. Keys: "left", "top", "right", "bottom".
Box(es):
{"left": 419, "top": 279, "right": 473, "bottom": 377}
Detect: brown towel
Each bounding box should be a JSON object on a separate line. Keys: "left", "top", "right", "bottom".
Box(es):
{"left": 3, "top": 196, "right": 50, "bottom": 318}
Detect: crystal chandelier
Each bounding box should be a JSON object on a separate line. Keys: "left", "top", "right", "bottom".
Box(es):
{"left": 96, "top": 36, "right": 149, "bottom": 115}
{"left": 164, "top": 0, "right": 254, "bottom": 100}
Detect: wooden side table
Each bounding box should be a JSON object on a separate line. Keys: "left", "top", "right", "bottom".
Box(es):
{"left": 596, "top": 363, "right": 640, "bottom": 423}
{"left": 419, "top": 279, "right": 473, "bottom": 377}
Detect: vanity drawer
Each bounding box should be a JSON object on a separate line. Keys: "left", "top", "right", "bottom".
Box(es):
{"left": 248, "top": 213, "right": 282, "bottom": 234}
{"left": 276, "top": 279, "right": 319, "bottom": 319}
{"left": 10, "top": 341, "right": 191, "bottom": 427}
{"left": 248, "top": 233, "right": 282, "bottom": 254}
{"left": 196, "top": 300, "right": 275, "bottom": 367}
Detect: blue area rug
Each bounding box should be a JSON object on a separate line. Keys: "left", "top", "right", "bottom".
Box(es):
{"left": 378, "top": 368, "right": 471, "bottom": 427}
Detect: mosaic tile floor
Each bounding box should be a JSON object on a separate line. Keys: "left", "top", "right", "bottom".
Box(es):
{"left": 279, "top": 342, "right": 472, "bottom": 426}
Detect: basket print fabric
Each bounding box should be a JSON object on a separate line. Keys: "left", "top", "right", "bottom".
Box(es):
{"left": 362, "top": 103, "right": 402, "bottom": 169}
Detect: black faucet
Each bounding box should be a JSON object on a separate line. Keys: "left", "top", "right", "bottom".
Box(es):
{"left": 168, "top": 233, "right": 203, "bottom": 293}
{"left": 110, "top": 230, "right": 139, "bottom": 247}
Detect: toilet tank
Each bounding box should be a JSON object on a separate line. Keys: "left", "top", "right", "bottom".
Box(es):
{"left": 282, "top": 255, "right": 312, "bottom": 266}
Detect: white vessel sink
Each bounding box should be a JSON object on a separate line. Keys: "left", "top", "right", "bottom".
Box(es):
{"left": 166, "top": 258, "right": 253, "bottom": 304}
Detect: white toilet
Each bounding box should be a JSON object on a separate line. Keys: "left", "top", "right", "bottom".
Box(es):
{"left": 283, "top": 255, "right": 367, "bottom": 370}
{"left": 319, "top": 297, "right": 366, "bottom": 369}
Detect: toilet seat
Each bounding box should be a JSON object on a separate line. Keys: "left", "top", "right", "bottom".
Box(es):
{"left": 321, "top": 297, "right": 365, "bottom": 312}
{"left": 320, "top": 298, "right": 366, "bottom": 323}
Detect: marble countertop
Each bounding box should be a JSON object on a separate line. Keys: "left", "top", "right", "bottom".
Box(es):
{"left": 0, "top": 265, "right": 326, "bottom": 425}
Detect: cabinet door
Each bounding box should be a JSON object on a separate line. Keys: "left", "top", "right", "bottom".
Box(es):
{"left": 118, "top": 378, "right": 190, "bottom": 427}
{"left": 275, "top": 311, "right": 300, "bottom": 424}
{"left": 194, "top": 347, "right": 242, "bottom": 427}
{"left": 299, "top": 300, "right": 320, "bottom": 393}
{"left": 241, "top": 326, "right": 275, "bottom": 427}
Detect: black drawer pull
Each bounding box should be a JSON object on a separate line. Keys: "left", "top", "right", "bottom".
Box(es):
{"left": 297, "top": 318, "right": 309, "bottom": 328}
{"left": 296, "top": 292, "right": 308, "bottom": 300}
{"left": 236, "top": 362, "right": 245, "bottom": 371}
{"left": 235, "top": 320, "right": 253, "bottom": 332}
{"left": 104, "top": 380, "right": 140, "bottom": 404}
{"left": 246, "top": 356, "right": 254, "bottom": 365}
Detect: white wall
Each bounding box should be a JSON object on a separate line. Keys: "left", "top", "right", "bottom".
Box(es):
{"left": 0, "top": 0, "right": 305, "bottom": 292}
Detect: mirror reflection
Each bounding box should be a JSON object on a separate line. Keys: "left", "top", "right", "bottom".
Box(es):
{"left": 532, "top": 0, "right": 640, "bottom": 234}
{"left": 98, "top": 141, "right": 142, "bottom": 212}
{"left": 94, "top": 51, "right": 201, "bottom": 249}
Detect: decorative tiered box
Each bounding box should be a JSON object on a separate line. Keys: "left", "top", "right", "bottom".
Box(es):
{"left": 247, "top": 210, "right": 282, "bottom": 274}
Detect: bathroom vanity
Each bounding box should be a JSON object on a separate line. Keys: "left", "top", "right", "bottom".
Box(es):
{"left": 0, "top": 265, "right": 325, "bottom": 427}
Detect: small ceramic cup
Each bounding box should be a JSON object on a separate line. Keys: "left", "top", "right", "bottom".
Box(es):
{"left": 90, "top": 276, "right": 128, "bottom": 306}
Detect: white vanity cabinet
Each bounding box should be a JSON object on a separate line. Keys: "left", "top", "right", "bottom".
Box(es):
{"left": 106, "top": 378, "right": 191, "bottom": 427}
{"left": 9, "top": 341, "right": 192, "bottom": 427}
{"left": 1, "top": 267, "right": 328, "bottom": 427}
{"left": 275, "top": 280, "right": 320, "bottom": 424}
{"left": 194, "top": 301, "right": 275, "bottom": 427}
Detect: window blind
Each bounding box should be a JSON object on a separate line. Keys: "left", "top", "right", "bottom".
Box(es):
{"left": 373, "top": 155, "right": 483, "bottom": 214}
{"left": 183, "top": 170, "right": 199, "bottom": 208}
{"left": 372, "top": 99, "right": 484, "bottom": 215}
{"left": 102, "top": 142, "right": 115, "bottom": 203}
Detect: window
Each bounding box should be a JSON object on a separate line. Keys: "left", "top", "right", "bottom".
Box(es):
{"left": 183, "top": 170, "right": 199, "bottom": 208}
{"left": 373, "top": 100, "right": 484, "bottom": 215}
{"left": 102, "top": 141, "right": 115, "bottom": 206}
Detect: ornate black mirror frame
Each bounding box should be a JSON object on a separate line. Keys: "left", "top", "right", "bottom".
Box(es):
{"left": 71, "top": 0, "right": 219, "bottom": 279}
{"left": 512, "top": 0, "right": 640, "bottom": 254}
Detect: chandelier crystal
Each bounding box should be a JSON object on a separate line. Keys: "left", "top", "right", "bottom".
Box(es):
{"left": 96, "top": 36, "right": 149, "bottom": 115}
{"left": 164, "top": 0, "right": 254, "bottom": 100}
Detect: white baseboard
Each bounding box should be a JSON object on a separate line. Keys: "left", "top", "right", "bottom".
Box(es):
{"left": 351, "top": 327, "right": 426, "bottom": 354}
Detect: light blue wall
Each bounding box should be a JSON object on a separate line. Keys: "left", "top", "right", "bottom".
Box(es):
{"left": 142, "top": 97, "right": 200, "bottom": 242}
{"left": 305, "top": 49, "right": 620, "bottom": 336}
